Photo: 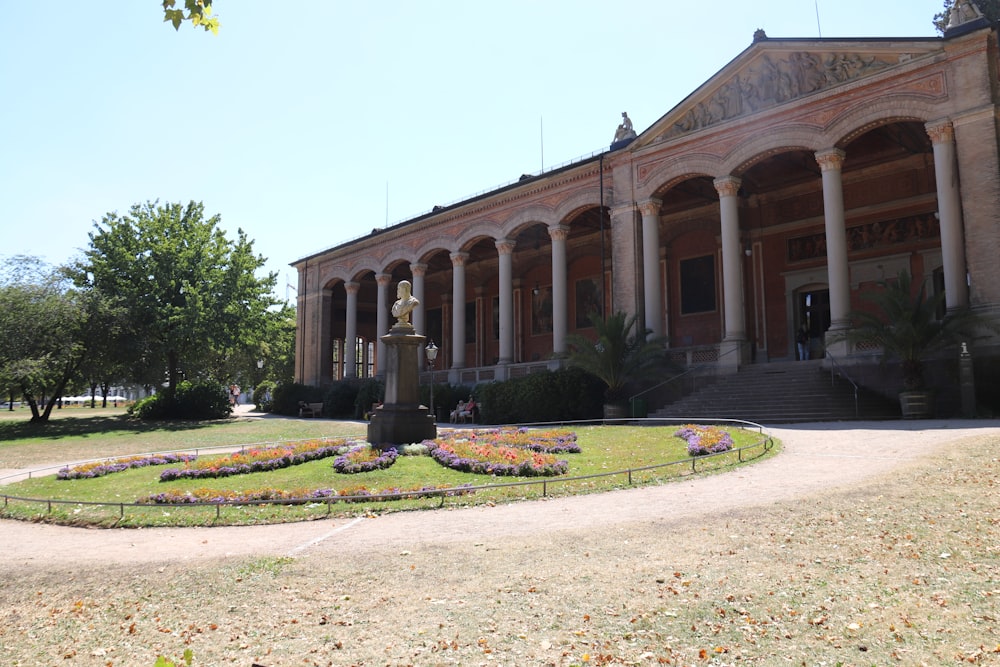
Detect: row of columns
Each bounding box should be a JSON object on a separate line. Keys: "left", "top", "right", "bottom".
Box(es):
{"left": 336, "top": 121, "right": 966, "bottom": 379}
{"left": 338, "top": 225, "right": 573, "bottom": 378}
{"left": 637, "top": 120, "right": 968, "bottom": 357}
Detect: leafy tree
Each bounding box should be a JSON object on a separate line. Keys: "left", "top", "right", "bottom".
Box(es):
{"left": 0, "top": 256, "right": 110, "bottom": 422}
{"left": 162, "top": 0, "right": 219, "bottom": 34}
{"left": 74, "top": 201, "right": 280, "bottom": 402}
{"left": 934, "top": 0, "right": 998, "bottom": 32}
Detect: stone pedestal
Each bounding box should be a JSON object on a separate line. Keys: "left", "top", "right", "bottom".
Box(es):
{"left": 367, "top": 323, "right": 437, "bottom": 447}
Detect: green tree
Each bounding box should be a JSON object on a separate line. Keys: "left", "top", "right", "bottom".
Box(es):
{"left": 0, "top": 256, "right": 109, "bottom": 422}
{"left": 74, "top": 201, "right": 280, "bottom": 402}
{"left": 934, "top": 0, "right": 998, "bottom": 32}
{"left": 162, "top": 0, "right": 219, "bottom": 34}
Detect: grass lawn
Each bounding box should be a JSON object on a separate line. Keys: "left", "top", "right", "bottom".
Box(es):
{"left": 0, "top": 409, "right": 776, "bottom": 528}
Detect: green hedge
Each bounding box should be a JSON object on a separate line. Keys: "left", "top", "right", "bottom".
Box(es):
{"left": 270, "top": 382, "right": 326, "bottom": 416}
{"left": 128, "top": 381, "right": 232, "bottom": 421}
{"left": 476, "top": 367, "right": 603, "bottom": 424}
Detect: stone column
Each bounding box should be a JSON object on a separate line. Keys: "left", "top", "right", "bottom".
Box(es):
{"left": 714, "top": 177, "right": 747, "bottom": 364}
{"left": 927, "top": 120, "right": 970, "bottom": 309}
{"left": 816, "top": 149, "right": 852, "bottom": 338}
{"left": 450, "top": 252, "right": 468, "bottom": 373}
{"left": 344, "top": 281, "right": 359, "bottom": 378}
{"left": 495, "top": 239, "right": 515, "bottom": 367}
{"left": 375, "top": 273, "right": 391, "bottom": 375}
{"left": 410, "top": 263, "right": 428, "bottom": 370}
{"left": 548, "top": 224, "right": 569, "bottom": 355}
{"left": 638, "top": 198, "right": 664, "bottom": 338}
{"left": 609, "top": 204, "right": 640, "bottom": 319}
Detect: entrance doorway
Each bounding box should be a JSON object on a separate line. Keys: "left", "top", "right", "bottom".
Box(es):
{"left": 796, "top": 288, "right": 830, "bottom": 359}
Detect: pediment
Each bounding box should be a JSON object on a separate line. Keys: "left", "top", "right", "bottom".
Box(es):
{"left": 635, "top": 37, "right": 945, "bottom": 146}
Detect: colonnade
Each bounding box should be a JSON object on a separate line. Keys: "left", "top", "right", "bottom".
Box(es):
{"left": 334, "top": 120, "right": 966, "bottom": 379}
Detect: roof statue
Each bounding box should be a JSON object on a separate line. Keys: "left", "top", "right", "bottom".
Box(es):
{"left": 948, "top": 0, "right": 985, "bottom": 29}
{"left": 611, "top": 112, "right": 637, "bottom": 149}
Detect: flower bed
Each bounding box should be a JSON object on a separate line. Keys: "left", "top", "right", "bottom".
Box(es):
{"left": 137, "top": 483, "right": 475, "bottom": 505}
{"left": 159, "top": 438, "right": 355, "bottom": 482}
{"left": 58, "top": 453, "right": 196, "bottom": 480}
{"left": 332, "top": 445, "right": 398, "bottom": 474}
{"left": 464, "top": 427, "right": 581, "bottom": 454}
{"left": 674, "top": 425, "right": 734, "bottom": 456}
{"left": 427, "top": 431, "right": 570, "bottom": 477}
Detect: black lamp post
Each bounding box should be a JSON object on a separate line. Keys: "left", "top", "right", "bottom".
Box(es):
{"left": 425, "top": 340, "right": 438, "bottom": 421}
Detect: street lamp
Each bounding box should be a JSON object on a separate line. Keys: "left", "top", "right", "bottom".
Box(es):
{"left": 425, "top": 340, "right": 438, "bottom": 421}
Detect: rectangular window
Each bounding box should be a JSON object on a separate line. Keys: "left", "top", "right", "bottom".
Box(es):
{"left": 679, "top": 255, "right": 716, "bottom": 314}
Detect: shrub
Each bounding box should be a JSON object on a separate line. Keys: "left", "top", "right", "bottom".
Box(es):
{"left": 352, "top": 378, "right": 384, "bottom": 419}
{"left": 128, "top": 381, "right": 231, "bottom": 420}
{"left": 324, "top": 380, "right": 361, "bottom": 418}
{"left": 270, "top": 382, "right": 325, "bottom": 416}
{"left": 476, "top": 367, "right": 603, "bottom": 424}
{"left": 254, "top": 380, "right": 276, "bottom": 411}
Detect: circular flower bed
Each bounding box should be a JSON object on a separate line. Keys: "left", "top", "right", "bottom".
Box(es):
{"left": 674, "top": 425, "right": 734, "bottom": 456}
{"left": 427, "top": 432, "right": 570, "bottom": 477}
{"left": 332, "top": 445, "right": 398, "bottom": 474}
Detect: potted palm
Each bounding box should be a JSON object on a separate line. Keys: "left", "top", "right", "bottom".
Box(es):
{"left": 564, "top": 311, "right": 669, "bottom": 419}
{"left": 835, "top": 270, "right": 985, "bottom": 418}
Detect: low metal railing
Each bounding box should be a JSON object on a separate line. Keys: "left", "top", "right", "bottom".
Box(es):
{"left": 1, "top": 419, "right": 772, "bottom": 523}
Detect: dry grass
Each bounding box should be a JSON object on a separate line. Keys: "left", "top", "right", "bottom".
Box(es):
{"left": 1, "top": 431, "right": 998, "bottom": 666}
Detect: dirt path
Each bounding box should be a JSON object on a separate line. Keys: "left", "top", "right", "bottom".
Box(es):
{"left": 5, "top": 419, "right": 998, "bottom": 568}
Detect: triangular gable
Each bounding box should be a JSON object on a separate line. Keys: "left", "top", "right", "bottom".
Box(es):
{"left": 633, "top": 34, "right": 945, "bottom": 147}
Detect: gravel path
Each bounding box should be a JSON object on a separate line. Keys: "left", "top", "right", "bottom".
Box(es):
{"left": 4, "top": 419, "right": 998, "bottom": 567}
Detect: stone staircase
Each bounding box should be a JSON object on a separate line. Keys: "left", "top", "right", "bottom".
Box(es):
{"left": 648, "top": 359, "right": 901, "bottom": 424}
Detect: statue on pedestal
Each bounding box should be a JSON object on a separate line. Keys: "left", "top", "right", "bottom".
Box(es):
{"left": 391, "top": 280, "right": 419, "bottom": 327}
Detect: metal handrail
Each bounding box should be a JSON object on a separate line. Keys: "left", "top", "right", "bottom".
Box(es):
{"left": 823, "top": 349, "right": 859, "bottom": 418}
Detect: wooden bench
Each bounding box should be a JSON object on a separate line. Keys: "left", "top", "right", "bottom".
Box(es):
{"left": 298, "top": 401, "right": 324, "bottom": 418}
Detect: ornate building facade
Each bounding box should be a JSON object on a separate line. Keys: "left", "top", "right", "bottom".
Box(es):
{"left": 293, "top": 10, "right": 1000, "bottom": 392}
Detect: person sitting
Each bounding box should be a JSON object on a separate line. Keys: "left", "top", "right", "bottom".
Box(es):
{"left": 450, "top": 400, "right": 466, "bottom": 423}
{"left": 459, "top": 397, "right": 476, "bottom": 423}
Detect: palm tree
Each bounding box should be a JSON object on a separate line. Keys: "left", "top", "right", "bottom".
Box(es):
{"left": 836, "top": 270, "right": 985, "bottom": 391}
{"left": 564, "top": 311, "right": 669, "bottom": 405}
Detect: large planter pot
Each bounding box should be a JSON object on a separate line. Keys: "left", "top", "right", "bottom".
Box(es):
{"left": 899, "top": 390, "right": 934, "bottom": 419}
{"left": 603, "top": 402, "right": 628, "bottom": 421}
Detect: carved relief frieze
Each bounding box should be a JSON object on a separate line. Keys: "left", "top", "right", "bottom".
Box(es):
{"left": 663, "top": 51, "right": 916, "bottom": 139}
{"left": 787, "top": 212, "right": 940, "bottom": 263}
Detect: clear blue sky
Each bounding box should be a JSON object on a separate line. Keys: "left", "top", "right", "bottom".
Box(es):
{"left": 0, "top": 1, "right": 945, "bottom": 299}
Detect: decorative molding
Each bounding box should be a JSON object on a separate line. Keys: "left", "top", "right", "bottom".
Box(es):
{"left": 925, "top": 120, "right": 955, "bottom": 144}
{"left": 815, "top": 148, "right": 846, "bottom": 172}
{"left": 713, "top": 176, "right": 741, "bottom": 198}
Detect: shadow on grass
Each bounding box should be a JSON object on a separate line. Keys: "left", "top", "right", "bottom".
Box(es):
{"left": 0, "top": 413, "right": 221, "bottom": 442}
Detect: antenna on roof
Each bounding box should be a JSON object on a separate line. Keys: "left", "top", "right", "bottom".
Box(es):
{"left": 815, "top": 0, "right": 822, "bottom": 38}
{"left": 540, "top": 116, "right": 545, "bottom": 173}
{"left": 385, "top": 181, "right": 389, "bottom": 228}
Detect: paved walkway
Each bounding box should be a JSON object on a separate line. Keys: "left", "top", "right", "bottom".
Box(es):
{"left": 2, "top": 418, "right": 998, "bottom": 567}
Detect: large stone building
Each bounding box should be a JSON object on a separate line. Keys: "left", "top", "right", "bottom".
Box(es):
{"left": 293, "top": 5, "right": 1000, "bottom": 402}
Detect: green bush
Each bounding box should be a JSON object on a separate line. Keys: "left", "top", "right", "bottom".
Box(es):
{"left": 270, "top": 382, "right": 325, "bottom": 416}
{"left": 253, "top": 380, "right": 276, "bottom": 412}
{"left": 476, "top": 367, "right": 603, "bottom": 424}
{"left": 324, "top": 380, "right": 362, "bottom": 418}
{"left": 353, "top": 378, "right": 384, "bottom": 419}
{"left": 419, "top": 383, "right": 472, "bottom": 420}
{"left": 127, "top": 381, "right": 231, "bottom": 421}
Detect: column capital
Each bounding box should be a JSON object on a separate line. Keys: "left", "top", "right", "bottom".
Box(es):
{"left": 375, "top": 273, "right": 391, "bottom": 287}
{"left": 409, "top": 262, "right": 427, "bottom": 277}
{"left": 713, "top": 175, "right": 742, "bottom": 198}
{"left": 926, "top": 119, "right": 955, "bottom": 144}
{"left": 636, "top": 198, "right": 662, "bottom": 218}
{"left": 495, "top": 238, "right": 516, "bottom": 255}
{"left": 547, "top": 224, "right": 569, "bottom": 242}
{"left": 815, "top": 148, "right": 846, "bottom": 171}
{"left": 344, "top": 281, "right": 360, "bottom": 295}
{"left": 450, "top": 251, "right": 469, "bottom": 267}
